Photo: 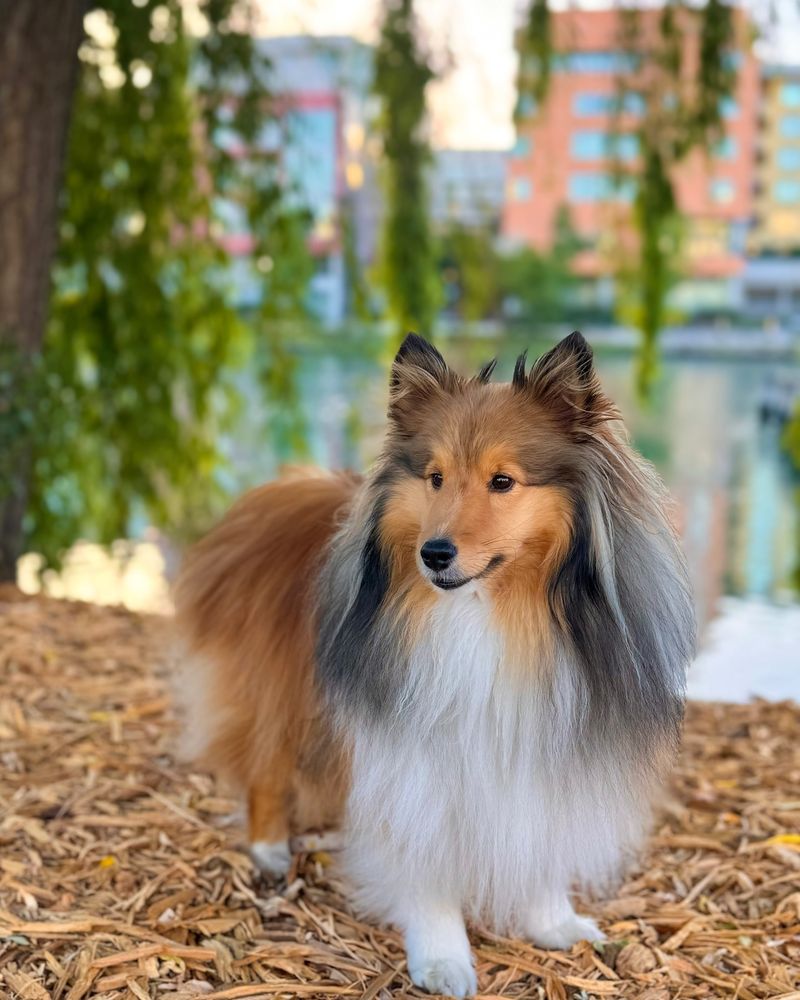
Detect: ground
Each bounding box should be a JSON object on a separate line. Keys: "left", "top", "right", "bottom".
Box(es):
{"left": 1, "top": 590, "right": 799, "bottom": 1000}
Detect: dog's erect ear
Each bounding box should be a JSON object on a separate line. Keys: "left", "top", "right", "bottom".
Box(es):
{"left": 389, "top": 333, "right": 457, "bottom": 426}
{"left": 516, "top": 331, "right": 615, "bottom": 427}
{"left": 390, "top": 333, "right": 448, "bottom": 389}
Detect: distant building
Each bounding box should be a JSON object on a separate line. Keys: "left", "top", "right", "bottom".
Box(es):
{"left": 216, "top": 35, "right": 379, "bottom": 326}
{"left": 429, "top": 150, "right": 506, "bottom": 230}
{"left": 750, "top": 65, "right": 800, "bottom": 256}
{"left": 736, "top": 64, "right": 800, "bottom": 322}
{"left": 502, "top": 7, "right": 759, "bottom": 313}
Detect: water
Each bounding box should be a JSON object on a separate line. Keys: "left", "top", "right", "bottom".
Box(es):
{"left": 22, "top": 331, "right": 800, "bottom": 700}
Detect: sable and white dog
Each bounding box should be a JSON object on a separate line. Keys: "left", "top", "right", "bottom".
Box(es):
{"left": 176, "top": 332, "right": 695, "bottom": 997}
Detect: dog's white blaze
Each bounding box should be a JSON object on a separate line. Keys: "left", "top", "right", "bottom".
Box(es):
{"left": 344, "top": 585, "right": 651, "bottom": 936}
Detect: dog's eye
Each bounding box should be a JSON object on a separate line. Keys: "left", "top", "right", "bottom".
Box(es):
{"left": 430, "top": 472, "right": 443, "bottom": 490}
{"left": 489, "top": 474, "right": 514, "bottom": 493}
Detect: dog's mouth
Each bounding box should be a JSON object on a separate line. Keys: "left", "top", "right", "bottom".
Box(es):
{"left": 430, "top": 555, "right": 505, "bottom": 591}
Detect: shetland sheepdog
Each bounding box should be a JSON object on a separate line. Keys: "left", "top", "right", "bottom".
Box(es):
{"left": 175, "top": 332, "right": 695, "bottom": 997}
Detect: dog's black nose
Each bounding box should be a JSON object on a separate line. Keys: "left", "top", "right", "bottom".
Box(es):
{"left": 420, "top": 537, "right": 457, "bottom": 572}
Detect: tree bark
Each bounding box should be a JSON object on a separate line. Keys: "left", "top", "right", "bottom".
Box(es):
{"left": 0, "top": 0, "right": 87, "bottom": 581}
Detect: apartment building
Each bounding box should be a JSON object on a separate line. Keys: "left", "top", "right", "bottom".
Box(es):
{"left": 502, "top": 7, "right": 759, "bottom": 313}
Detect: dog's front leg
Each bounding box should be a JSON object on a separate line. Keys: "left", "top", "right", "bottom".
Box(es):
{"left": 523, "top": 888, "right": 604, "bottom": 950}
{"left": 398, "top": 895, "right": 476, "bottom": 997}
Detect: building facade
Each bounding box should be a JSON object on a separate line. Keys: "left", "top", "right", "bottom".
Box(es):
{"left": 502, "top": 7, "right": 760, "bottom": 313}
{"left": 216, "top": 35, "right": 379, "bottom": 326}
{"left": 750, "top": 65, "right": 800, "bottom": 255}
{"left": 429, "top": 150, "right": 507, "bottom": 230}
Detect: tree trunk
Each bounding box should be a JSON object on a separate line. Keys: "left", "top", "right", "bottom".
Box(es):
{"left": 0, "top": 0, "right": 86, "bottom": 581}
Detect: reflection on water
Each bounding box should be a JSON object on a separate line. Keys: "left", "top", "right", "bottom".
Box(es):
{"left": 22, "top": 331, "right": 800, "bottom": 699}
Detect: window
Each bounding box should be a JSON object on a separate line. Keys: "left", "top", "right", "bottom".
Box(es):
{"left": 614, "top": 134, "right": 639, "bottom": 160}
{"left": 780, "top": 116, "right": 800, "bottom": 139}
{"left": 777, "top": 148, "right": 800, "bottom": 170}
{"left": 554, "top": 51, "right": 639, "bottom": 74}
{"left": 573, "top": 92, "right": 644, "bottom": 116}
{"left": 774, "top": 179, "right": 800, "bottom": 204}
{"left": 511, "top": 177, "right": 532, "bottom": 201}
{"left": 780, "top": 82, "right": 800, "bottom": 108}
{"left": 719, "top": 97, "right": 738, "bottom": 120}
{"left": 568, "top": 173, "right": 635, "bottom": 203}
{"left": 710, "top": 179, "right": 735, "bottom": 204}
{"left": 571, "top": 131, "right": 606, "bottom": 160}
{"left": 722, "top": 52, "right": 742, "bottom": 72}
{"left": 512, "top": 135, "right": 532, "bottom": 157}
{"left": 714, "top": 136, "right": 738, "bottom": 160}
{"left": 515, "top": 94, "right": 537, "bottom": 119}
{"left": 571, "top": 131, "right": 638, "bottom": 161}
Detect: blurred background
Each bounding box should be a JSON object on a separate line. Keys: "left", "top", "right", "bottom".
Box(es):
{"left": 1, "top": 0, "right": 798, "bottom": 699}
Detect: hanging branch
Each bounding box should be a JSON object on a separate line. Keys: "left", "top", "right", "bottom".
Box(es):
{"left": 516, "top": 0, "right": 738, "bottom": 395}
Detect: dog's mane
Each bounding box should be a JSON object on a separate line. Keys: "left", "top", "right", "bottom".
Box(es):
{"left": 316, "top": 338, "right": 694, "bottom": 768}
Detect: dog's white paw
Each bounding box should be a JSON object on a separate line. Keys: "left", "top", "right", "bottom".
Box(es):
{"left": 250, "top": 839, "right": 292, "bottom": 878}
{"left": 408, "top": 957, "right": 477, "bottom": 997}
{"left": 527, "top": 913, "right": 605, "bottom": 950}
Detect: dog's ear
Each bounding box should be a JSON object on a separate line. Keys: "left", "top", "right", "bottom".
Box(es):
{"left": 515, "top": 331, "right": 615, "bottom": 428}
{"left": 389, "top": 333, "right": 457, "bottom": 426}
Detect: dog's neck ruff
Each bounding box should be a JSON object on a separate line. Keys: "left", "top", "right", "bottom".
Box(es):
{"left": 342, "top": 584, "right": 651, "bottom": 931}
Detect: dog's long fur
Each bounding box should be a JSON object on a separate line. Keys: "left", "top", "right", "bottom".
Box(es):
{"left": 176, "top": 332, "right": 694, "bottom": 993}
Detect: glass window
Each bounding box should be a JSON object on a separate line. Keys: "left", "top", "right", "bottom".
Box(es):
{"left": 614, "top": 134, "right": 639, "bottom": 160}
{"left": 555, "top": 51, "right": 639, "bottom": 74}
{"left": 780, "top": 116, "right": 800, "bottom": 139}
{"left": 568, "top": 173, "right": 635, "bottom": 202}
{"left": 512, "top": 135, "right": 532, "bottom": 157}
{"left": 515, "top": 94, "right": 537, "bottom": 119}
{"left": 780, "top": 82, "right": 800, "bottom": 108}
{"left": 573, "top": 92, "right": 644, "bottom": 116}
{"left": 719, "top": 97, "right": 738, "bottom": 120}
{"left": 722, "top": 52, "right": 742, "bottom": 72}
{"left": 621, "top": 93, "right": 645, "bottom": 115}
{"left": 511, "top": 177, "right": 532, "bottom": 201}
{"left": 777, "top": 148, "right": 800, "bottom": 170}
{"left": 710, "top": 179, "right": 735, "bottom": 204}
{"left": 572, "top": 131, "right": 607, "bottom": 159}
{"left": 569, "top": 173, "right": 607, "bottom": 202}
{"left": 571, "top": 131, "right": 638, "bottom": 161}
{"left": 774, "top": 179, "right": 800, "bottom": 204}
{"left": 714, "top": 136, "right": 738, "bottom": 160}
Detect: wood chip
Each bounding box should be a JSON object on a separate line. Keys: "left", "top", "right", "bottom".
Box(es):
{"left": 1, "top": 591, "right": 799, "bottom": 998}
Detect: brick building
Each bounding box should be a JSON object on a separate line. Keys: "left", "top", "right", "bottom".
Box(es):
{"left": 502, "top": 7, "right": 759, "bottom": 313}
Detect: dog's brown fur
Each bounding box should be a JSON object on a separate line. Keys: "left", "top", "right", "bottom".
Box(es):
{"left": 174, "top": 468, "right": 356, "bottom": 845}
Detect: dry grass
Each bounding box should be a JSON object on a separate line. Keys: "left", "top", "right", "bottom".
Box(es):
{"left": 1, "top": 587, "right": 799, "bottom": 1000}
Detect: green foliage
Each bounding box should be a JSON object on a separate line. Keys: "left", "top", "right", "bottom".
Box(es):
{"left": 517, "top": 0, "right": 552, "bottom": 108}
{"left": 373, "top": 0, "right": 438, "bottom": 339}
{"left": 24, "top": 0, "right": 313, "bottom": 566}
{"left": 782, "top": 407, "right": 800, "bottom": 590}
{"left": 438, "top": 223, "right": 499, "bottom": 323}
{"left": 615, "top": 2, "right": 736, "bottom": 393}
{"left": 341, "top": 196, "right": 374, "bottom": 322}
{"left": 496, "top": 206, "right": 582, "bottom": 326}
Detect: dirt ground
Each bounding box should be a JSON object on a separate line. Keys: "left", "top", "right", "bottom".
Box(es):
{"left": 1, "top": 588, "right": 799, "bottom": 999}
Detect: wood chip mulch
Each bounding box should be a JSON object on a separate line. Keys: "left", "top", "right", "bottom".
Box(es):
{"left": 1, "top": 587, "right": 799, "bottom": 1000}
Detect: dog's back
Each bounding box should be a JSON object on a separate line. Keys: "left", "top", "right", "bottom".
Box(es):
{"left": 174, "top": 468, "right": 357, "bottom": 871}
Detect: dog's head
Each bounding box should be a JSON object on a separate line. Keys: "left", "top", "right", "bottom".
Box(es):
{"left": 377, "top": 332, "right": 619, "bottom": 596}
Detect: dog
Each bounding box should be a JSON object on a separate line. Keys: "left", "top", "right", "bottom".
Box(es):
{"left": 175, "top": 331, "right": 694, "bottom": 997}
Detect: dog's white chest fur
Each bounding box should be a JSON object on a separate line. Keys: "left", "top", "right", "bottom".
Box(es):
{"left": 344, "top": 587, "right": 647, "bottom": 932}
